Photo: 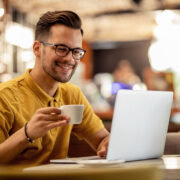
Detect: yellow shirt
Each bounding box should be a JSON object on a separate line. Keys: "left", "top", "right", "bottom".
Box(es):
{"left": 0, "top": 69, "right": 104, "bottom": 165}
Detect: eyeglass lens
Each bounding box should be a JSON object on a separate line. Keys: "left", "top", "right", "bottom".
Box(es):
{"left": 55, "top": 45, "right": 85, "bottom": 60}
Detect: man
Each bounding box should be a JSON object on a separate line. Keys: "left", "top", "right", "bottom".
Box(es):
{"left": 0, "top": 11, "right": 109, "bottom": 165}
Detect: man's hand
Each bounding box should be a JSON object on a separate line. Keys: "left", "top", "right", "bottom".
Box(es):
{"left": 0, "top": 107, "right": 70, "bottom": 163}
{"left": 97, "top": 135, "right": 110, "bottom": 157}
{"left": 26, "top": 107, "right": 70, "bottom": 140}
{"left": 83, "top": 128, "right": 110, "bottom": 157}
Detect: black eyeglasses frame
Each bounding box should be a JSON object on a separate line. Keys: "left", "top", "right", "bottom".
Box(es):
{"left": 40, "top": 41, "right": 86, "bottom": 60}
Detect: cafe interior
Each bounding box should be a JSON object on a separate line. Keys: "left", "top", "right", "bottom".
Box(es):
{"left": 1, "top": 0, "right": 180, "bottom": 179}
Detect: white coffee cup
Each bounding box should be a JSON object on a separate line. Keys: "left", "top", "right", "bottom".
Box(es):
{"left": 60, "top": 104, "right": 84, "bottom": 124}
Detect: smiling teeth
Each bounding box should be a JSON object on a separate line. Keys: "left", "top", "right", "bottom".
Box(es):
{"left": 56, "top": 62, "right": 73, "bottom": 70}
{"left": 60, "top": 65, "right": 72, "bottom": 70}
{"left": 64, "top": 66, "right": 71, "bottom": 70}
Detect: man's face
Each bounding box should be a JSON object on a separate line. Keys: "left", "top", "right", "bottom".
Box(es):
{"left": 39, "top": 24, "right": 83, "bottom": 83}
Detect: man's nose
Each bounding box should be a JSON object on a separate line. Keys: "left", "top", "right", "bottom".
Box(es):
{"left": 64, "top": 50, "right": 75, "bottom": 62}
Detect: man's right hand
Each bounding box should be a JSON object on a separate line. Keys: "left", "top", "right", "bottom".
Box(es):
{"left": 25, "top": 107, "right": 70, "bottom": 140}
{"left": 0, "top": 107, "right": 70, "bottom": 163}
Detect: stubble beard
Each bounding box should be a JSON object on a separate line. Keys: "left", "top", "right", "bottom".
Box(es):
{"left": 42, "top": 62, "right": 75, "bottom": 83}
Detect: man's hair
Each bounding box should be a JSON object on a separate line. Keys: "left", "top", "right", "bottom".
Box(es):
{"left": 35, "top": 10, "right": 83, "bottom": 40}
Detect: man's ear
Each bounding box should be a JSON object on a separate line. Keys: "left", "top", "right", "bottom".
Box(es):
{"left": 33, "top": 40, "right": 41, "bottom": 57}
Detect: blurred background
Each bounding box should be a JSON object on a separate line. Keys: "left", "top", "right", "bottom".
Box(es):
{"left": 1, "top": 0, "right": 180, "bottom": 135}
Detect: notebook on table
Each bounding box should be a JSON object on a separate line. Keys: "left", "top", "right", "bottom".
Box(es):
{"left": 50, "top": 90, "right": 173, "bottom": 164}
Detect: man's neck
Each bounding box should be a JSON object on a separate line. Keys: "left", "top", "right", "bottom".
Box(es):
{"left": 30, "top": 68, "right": 59, "bottom": 97}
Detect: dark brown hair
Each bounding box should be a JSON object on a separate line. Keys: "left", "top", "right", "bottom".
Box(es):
{"left": 35, "top": 11, "right": 83, "bottom": 40}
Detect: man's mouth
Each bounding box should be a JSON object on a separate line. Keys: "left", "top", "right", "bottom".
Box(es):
{"left": 55, "top": 62, "right": 74, "bottom": 70}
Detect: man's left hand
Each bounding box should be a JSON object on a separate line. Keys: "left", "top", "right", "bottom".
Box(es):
{"left": 97, "top": 135, "right": 110, "bottom": 157}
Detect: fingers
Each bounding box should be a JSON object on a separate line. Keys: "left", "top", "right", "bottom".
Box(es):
{"left": 36, "top": 110, "right": 71, "bottom": 127}
{"left": 37, "top": 107, "right": 61, "bottom": 114}
{"left": 97, "top": 146, "right": 107, "bottom": 157}
{"left": 42, "top": 114, "right": 70, "bottom": 122}
{"left": 35, "top": 107, "right": 70, "bottom": 122}
{"left": 46, "top": 120, "right": 69, "bottom": 130}
{"left": 97, "top": 135, "right": 110, "bottom": 157}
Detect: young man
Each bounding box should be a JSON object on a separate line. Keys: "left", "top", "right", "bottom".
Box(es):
{"left": 0, "top": 11, "right": 109, "bottom": 165}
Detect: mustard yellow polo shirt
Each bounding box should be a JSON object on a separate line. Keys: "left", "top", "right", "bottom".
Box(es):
{"left": 0, "top": 69, "right": 104, "bottom": 165}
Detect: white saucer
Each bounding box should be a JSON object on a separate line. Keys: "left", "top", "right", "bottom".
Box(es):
{"left": 77, "top": 159, "right": 125, "bottom": 167}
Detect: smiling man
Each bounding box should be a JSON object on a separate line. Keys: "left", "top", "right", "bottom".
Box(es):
{"left": 0, "top": 11, "right": 109, "bottom": 165}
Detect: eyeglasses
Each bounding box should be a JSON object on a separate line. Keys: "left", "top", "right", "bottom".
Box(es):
{"left": 40, "top": 41, "right": 86, "bottom": 60}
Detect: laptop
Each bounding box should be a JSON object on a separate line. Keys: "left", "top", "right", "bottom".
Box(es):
{"left": 107, "top": 90, "right": 173, "bottom": 161}
{"left": 50, "top": 90, "right": 173, "bottom": 164}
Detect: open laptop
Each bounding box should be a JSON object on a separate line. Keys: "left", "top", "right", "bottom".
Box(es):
{"left": 107, "top": 90, "right": 173, "bottom": 161}
{"left": 50, "top": 90, "right": 173, "bottom": 164}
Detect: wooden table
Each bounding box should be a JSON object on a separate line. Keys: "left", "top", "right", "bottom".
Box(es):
{"left": 22, "top": 155, "right": 180, "bottom": 180}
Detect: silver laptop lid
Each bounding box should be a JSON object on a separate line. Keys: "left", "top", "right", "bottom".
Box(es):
{"left": 107, "top": 90, "right": 173, "bottom": 161}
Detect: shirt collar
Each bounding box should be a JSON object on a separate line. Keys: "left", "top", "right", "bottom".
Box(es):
{"left": 24, "top": 69, "right": 62, "bottom": 104}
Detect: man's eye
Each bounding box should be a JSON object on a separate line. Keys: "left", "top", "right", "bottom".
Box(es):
{"left": 73, "top": 50, "right": 81, "bottom": 54}
{"left": 57, "top": 47, "right": 67, "bottom": 52}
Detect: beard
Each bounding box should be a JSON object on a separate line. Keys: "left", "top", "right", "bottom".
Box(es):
{"left": 42, "top": 60, "right": 76, "bottom": 83}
